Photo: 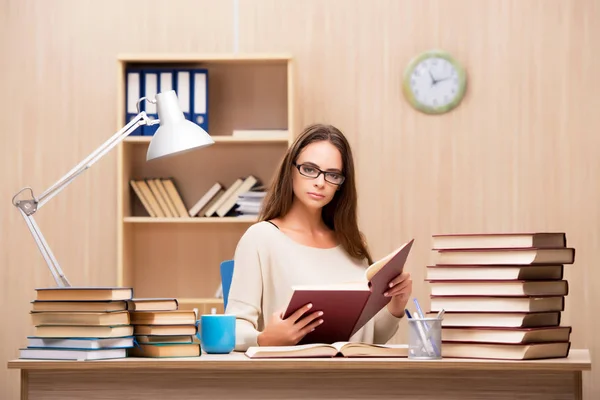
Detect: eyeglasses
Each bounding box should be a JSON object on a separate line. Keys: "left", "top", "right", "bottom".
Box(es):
{"left": 293, "top": 163, "right": 345, "bottom": 185}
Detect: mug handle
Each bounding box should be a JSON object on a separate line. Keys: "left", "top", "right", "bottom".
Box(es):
{"left": 194, "top": 308, "right": 201, "bottom": 341}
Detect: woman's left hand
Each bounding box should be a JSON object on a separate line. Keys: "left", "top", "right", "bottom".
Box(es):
{"left": 384, "top": 271, "right": 412, "bottom": 318}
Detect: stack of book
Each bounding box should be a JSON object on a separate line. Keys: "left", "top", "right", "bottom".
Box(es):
{"left": 126, "top": 298, "right": 201, "bottom": 358}
{"left": 20, "top": 287, "right": 135, "bottom": 361}
{"left": 426, "top": 232, "right": 575, "bottom": 360}
{"left": 234, "top": 190, "right": 266, "bottom": 217}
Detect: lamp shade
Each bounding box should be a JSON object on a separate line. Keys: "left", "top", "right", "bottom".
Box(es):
{"left": 146, "top": 90, "right": 214, "bottom": 161}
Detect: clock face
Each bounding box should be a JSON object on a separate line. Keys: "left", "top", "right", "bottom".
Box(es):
{"left": 403, "top": 51, "right": 467, "bottom": 114}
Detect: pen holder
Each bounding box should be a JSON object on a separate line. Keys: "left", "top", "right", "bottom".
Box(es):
{"left": 407, "top": 317, "right": 443, "bottom": 360}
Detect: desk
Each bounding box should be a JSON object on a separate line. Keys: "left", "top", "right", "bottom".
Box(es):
{"left": 8, "top": 349, "right": 591, "bottom": 400}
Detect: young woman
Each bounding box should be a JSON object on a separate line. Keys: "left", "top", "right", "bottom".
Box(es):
{"left": 225, "top": 123, "right": 412, "bottom": 350}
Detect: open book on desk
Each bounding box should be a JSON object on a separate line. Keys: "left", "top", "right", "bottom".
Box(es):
{"left": 282, "top": 239, "right": 414, "bottom": 345}
{"left": 245, "top": 342, "right": 409, "bottom": 359}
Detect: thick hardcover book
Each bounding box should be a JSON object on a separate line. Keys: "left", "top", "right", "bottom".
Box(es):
{"left": 282, "top": 239, "right": 414, "bottom": 345}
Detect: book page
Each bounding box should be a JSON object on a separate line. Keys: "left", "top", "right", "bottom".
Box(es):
{"left": 245, "top": 343, "right": 336, "bottom": 358}
{"left": 350, "top": 239, "right": 415, "bottom": 337}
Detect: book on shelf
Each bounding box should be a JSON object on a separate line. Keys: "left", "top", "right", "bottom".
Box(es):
{"left": 281, "top": 239, "right": 414, "bottom": 345}
{"left": 130, "top": 177, "right": 189, "bottom": 218}
{"left": 125, "top": 66, "right": 208, "bottom": 135}
{"left": 188, "top": 182, "right": 224, "bottom": 217}
{"left": 131, "top": 175, "right": 265, "bottom": 219}
{"left": 427, "top": 231, "right": 574, "bottom": 360}
{"left": 213, "top": 175, "right": 260, "bottom": 217}
{"left": 244, "top": 342, "right": 409, "bottom": 359}
{"left": 234, "top": 189, "right": 266, "bottom": 216}
{"left": 20, "top": 287, "right": 135, "bottom": 360}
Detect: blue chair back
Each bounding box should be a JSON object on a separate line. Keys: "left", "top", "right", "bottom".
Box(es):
{"left": 220, "top": 260, "right": 235, "bottom": 310}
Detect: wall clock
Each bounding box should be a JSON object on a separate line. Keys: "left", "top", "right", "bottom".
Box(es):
{"left": 402, "top": 50, "right": 467, "bottom": 115}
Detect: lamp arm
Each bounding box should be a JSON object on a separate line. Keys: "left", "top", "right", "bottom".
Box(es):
{"left": 39, "top": 113, "right": 149, "bottom": 208}
{"left": 11, "top": 107, "right": 157, "bottom": 287}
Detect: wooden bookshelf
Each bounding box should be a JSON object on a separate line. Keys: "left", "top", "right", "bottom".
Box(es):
{"left": 116, "top": 54, "right": 295, "bottom": 312}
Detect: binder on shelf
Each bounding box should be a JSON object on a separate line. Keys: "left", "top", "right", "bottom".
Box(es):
{"left": 191, "top": 69, "right": 209, "bottom": 132}
{"left": 125, "top": 68, "right": 144, "bottom": 135}
{"left": 141, "top": 69, "right": 175, "bottom": 136}
{"left": 175, "top": 69, "right": 192, "bottom": 121}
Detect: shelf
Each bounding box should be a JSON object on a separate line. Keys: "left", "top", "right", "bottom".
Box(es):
{"left": 117, "top": 54, "right": 294, "bottom": 305}
{"left": 124, "top": 216, "right": 258, "bottom": 224}
{"left": 118, "top": 53, "right": 292, "bottom": 63}
{"left": 124, "top": 136, "right": 289, "bottom": 145}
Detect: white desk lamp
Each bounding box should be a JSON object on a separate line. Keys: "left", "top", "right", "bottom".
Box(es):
{"left": 11, "top": 90, "right": 214, "bottom": 287}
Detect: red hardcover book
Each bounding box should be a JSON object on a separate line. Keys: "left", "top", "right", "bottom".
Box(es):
{"left": 282, "top": 239, "right": 414, "bottom": 345}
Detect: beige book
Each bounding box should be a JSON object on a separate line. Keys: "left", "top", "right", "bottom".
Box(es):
{"left": 136, "top": 180, "right": 165, "bottom": 217}
{"left": 155, "top": 178, "right": 179, "bottom": 217}
{"left": 198, "top": 189, "right": 225, "bottom": 216}
{"left": 425, "top": 265, "right": 564, "bottom": 281}
{"left": 31, "top": 311, "right": 130, "bottom": 326}
{"left": 128, "top": 343, "right": 200, "bottom": 358}
{"left": 432, "top": 232, "right": 566, "bottom": 250}
{"left": 441, "top": 326, "right": 572, "bottom": 344}
{"left": 133, "top": 325, "right": 197, "bottom": 336}
{"left": 216, "top": 175, "right": 259, "bottom": 217}
{"left": 441, "top": 341, "right": 571, "bottom": 360}
{"left": 31, "top": 300, "right": 128, "bottom": 312}
{"left": 188, "top": 182, "right": 223, "bottom": 217}
{"left": 428, "top": 280, "right": 569, "bottom": 297}
{"left": 430, "top": 296, "right": 564, "bottom": 313}
{"left": 427, "top": 311, "right": 561, "bottom": 328}
{"left": 135, "top": 335, "right": 193, "bottom": 344}
{"left": 146, "top": 178, "right": 173, "bottom": 217}
{"left": 126, "top": 298, "right": 179, "bottom": 311}
{"left": 245, "top": 342, "right": 408, "bottom": 359}
{"left": 161, "top": 178, "right": 189, "bottom": 217}
{"left": 33, "top": 325, "right": 134, "bottom": 338}
{"left": 204, "top": 178, "right": 243, "bottom": 217}
{"left": 130, "top": 180, "right": 157, "bottom": 217}
{"left": 35, "top": 287, "right": 133, "bottom": 301}
{"left": 435, "top": 247, "right": 575, "bottom": 265}
{"left": 129, "top": 310, "right": 196, "bottom": 325}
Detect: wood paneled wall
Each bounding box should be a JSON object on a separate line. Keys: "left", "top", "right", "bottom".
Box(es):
{"left": 1, "top": 0, "right": 598, "bottom": 398}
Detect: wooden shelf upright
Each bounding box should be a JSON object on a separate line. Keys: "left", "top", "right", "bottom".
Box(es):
{"left": 116, "top": 53, "right": 295, "bottom": 314}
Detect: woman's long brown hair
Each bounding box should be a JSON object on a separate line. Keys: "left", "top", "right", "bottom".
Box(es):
{"left": 259, "top": 123, "right": 373, "bottom": 265}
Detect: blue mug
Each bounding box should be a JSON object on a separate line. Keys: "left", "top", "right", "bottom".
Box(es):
{"left": 196, "top": 314, "right": 236, "bottom": 354}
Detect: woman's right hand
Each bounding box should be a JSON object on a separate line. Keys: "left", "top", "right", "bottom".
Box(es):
{"left": 257, "top": 303, "right": 324, "bottom": 346}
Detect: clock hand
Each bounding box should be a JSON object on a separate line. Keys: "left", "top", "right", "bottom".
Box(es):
{"left": 436, "top": 76, "right": 452, "bottom": 83}
{"left": 428, "top": 70, "right": 437, "bottom": 86}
